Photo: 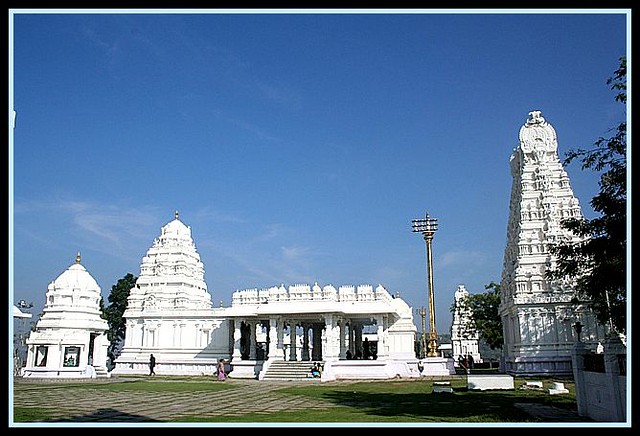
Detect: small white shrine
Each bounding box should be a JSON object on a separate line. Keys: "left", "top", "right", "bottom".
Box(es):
{"left": 22, "top": 253, "right": 110, "bottom": 378}
{"left": 499, "top": 111, "right": 606, "bottom": 375}
{"left": 450, "top": 284, "right": 481, "bottom": 365}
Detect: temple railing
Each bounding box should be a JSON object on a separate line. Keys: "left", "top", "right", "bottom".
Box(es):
{"left": 232, "top": 283, "right": 393, "bottom": 306}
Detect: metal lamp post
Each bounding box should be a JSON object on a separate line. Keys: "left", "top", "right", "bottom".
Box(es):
{"left": 412, "top": 211, "right": 439, "bottom": 358}
{"left": 415, "top": 306, "right": 427, "bottom": 359}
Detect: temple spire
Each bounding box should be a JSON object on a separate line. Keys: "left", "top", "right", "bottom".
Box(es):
{"left": 175, "top": 210, "right": 179, "bottom": 220}
{"left": 75, "top": 251, "right": 81, "bottom": 264}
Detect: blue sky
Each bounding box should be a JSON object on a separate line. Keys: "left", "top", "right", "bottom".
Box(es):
{"left": 9, "top": 9, "right": 629, "bottom": 335}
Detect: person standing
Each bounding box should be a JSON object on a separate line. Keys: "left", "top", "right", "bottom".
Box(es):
{"left": 149, "top": 353, "right": 156, "bottom": 376}
{"left": 363, "top": 337, "right": 370, "bottom": 360}
{"left": 217, "top": 358, "right": 226, "bottom": 381}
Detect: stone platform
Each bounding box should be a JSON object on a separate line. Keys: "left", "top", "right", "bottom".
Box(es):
{"left": 467, "top": 374, "right": 515, "bottom": 390}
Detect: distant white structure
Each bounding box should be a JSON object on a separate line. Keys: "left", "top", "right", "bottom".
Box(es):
{"left": 437, "top": 342, "right": 453, "bottom": 358}
{"left": 13, "top": 303, "right": 33, "bottom": 375}
{"left": 22, "top": 253, "right": 110, "bottom": 378}
{"left": 13, "top": 305, "right": 32, "bottom": 319}
{"left": 500, "top": 111, "right": 606, "bottom": 375}
{"left": 450, "top": 284, "right": 481, "bottom": 365}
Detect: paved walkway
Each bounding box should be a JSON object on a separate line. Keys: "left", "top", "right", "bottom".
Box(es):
{"left": 11, "top": 376, "right": 591, "bottom": 425}
{"left": 12, "top": 377, "right": 333, "bottom": 423}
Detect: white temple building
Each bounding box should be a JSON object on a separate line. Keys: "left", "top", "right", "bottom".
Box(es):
{"left": 111, "top": 211, "right": 229, "bottom": 376}
{"left": 499, "top": 110, "right": 606, "bottom": 376}
{"left": 225, "top": 282, "right": 421, "bottom": 381}
{"left": 106, "top": 211, "right": 423, "bottom": 380}
{"left": 22, "top": 253, "right": 110, "bottom": 378}
{"left": 16, "top": 111, "right": 616, "bottom": 382}
{"left": 450, "top": 285, "right": 481, "bottom": 365}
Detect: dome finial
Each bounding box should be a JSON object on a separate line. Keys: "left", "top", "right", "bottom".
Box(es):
{"left": 526, "top": 110, "right": 546, "bottom": 126}
{"left": 175, "top": 210, "right": 179, "bottom": 220}
{"left": 76, "top": 251, "right": 81, "bottom": 264}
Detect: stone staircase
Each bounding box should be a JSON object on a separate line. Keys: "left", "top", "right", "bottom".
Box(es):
{"left": 261, "top": 360, "right": 321, "bottom": 380}
{"left": 94, "top": 365, "right": 111, "bottom": 378}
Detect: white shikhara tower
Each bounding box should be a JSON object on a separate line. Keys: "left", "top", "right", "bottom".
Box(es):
{"left": 500, "top": 111, "right": 605, "bottom": 375}
{"left": 112, "top": 211, "right": 229, "bottom": 375}
{"left": 127, "top": 210, "right": 213, "bottom": 312}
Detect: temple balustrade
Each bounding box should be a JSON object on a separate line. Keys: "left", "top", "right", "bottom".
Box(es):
{"left": 231, "top": 282, "right": 394, "bottom": 306}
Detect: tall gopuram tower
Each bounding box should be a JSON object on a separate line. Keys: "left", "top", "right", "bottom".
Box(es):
{"left": 112, "top": 211, "right": 230, "bottom": 376}
{"left": 499, "top": 111, "right": 606, "bottom": 376}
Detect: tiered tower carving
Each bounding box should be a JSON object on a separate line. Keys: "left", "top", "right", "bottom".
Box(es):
{"left": 500, "top": 111, "right": 605, "bottom": 375}
{"left": 112, "top": 211, "right": 228, "bottom": 375}
{"left": 125, "top": 210, "right": 213, "bottom": 313}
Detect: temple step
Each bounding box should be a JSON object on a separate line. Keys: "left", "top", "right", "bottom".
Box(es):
{"left": 93, "top": 366, "right": 111, "bottom": 378}
{"left": 262, "top": 360, "right": 323, "bottom": 380}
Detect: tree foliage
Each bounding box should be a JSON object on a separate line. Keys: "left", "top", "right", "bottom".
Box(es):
{"left": 547, "top": 56, "right": 627, "bottom": 336}
{"left": 451, "top": 282, "right": 503, "bottom": 350}
{"left": 102, "top": 273, "right": 137, "bottom": 363}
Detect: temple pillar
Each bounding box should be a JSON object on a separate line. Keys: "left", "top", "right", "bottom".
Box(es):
{"left": 354, "top": 323, "right": 363, "bottom": 359}
{"left": 339, "top": 319, "right": 346, "bottom": 359}
{"left": 376, "top": 315, "right": 386, "bottom": 359}
{"left": 268, "top": 317, "right": 278, "bottom": 359}
{"left": 178, "top": 323, "right": 184, "bottom": 348}
{"left": 312, "top": 323, "right": 323, "bottom": 361}
{"left": 348, "top": 321, "right": 355, "bottom": 354}
{"left": 249, "top": 321, "right": 257, "bottom": 360}
{"left": 232, "top": 319, "right": 242, "bottom": 359}
{"left": 323, "top": 314, "right": 340, "bottom": 361}
{"left": 301, "top": 323, "right": 310, "bottom": 361}
{"left": 173, "top": 322, "right": 180, "bottom": 348}
{"left": 289, "top": 322, "right": 298, "bottom": 361}
{"left": 275, "top": 317, "right": 285, "bottom": 360}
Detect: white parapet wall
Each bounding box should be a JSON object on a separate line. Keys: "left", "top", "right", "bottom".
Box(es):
{"left": 321, "top": 359, "right": 422, "bottom": 381}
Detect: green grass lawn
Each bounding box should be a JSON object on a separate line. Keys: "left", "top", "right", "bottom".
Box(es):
{"left": 13, "top": 376, "right": 580, "bottom": 423}
{"left": 175, "top": 377, "right": 579, "bottom": 423}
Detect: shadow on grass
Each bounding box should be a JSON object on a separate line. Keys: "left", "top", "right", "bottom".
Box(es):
{"left": 44, "top": 408, "right": 161, "bottom": 423}
{"left": 317, "top": 389, "right": 541, "bottom": 422}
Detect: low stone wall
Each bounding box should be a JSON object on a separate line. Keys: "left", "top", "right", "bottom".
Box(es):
{"left": 467, "top": 374, "right": 515, "bottom": 390}
{"left": 322, "top": 359, "right": 422, "bottom": 381}
{"left": 111, "top": 360, "right": 218, "bottom": 376}
{"left": 572, "top": 337, "right": 627, "bottom": 422}
{"left": 22, "top": 366, "right": 95, "bottom": 379}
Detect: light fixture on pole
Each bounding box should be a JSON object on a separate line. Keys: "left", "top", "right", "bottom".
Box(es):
{"left": 412, "top": 211, "right": 439, "bottom": 358}
{"left": 17, "top": 300, "right": 33, "bottom": 309}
